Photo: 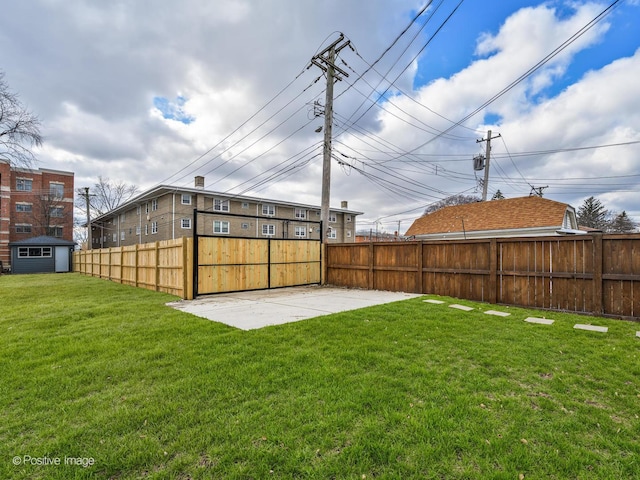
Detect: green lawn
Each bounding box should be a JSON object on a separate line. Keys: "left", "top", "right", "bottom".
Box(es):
{"left": 1, "top": 273, "right": 639, "bottom": 479}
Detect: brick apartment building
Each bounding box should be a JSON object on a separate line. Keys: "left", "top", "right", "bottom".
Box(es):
{"left": 90, "top": 176, "right": 362, "bottom": 248}
{"left": 0, "top": 160, "right": 75, "bottom": 269}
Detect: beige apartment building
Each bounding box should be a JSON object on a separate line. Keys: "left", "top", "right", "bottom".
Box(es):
{"left": 90, "top": 177, "right": 362, "bottom": 249}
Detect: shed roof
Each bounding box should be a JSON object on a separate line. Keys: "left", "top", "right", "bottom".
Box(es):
{"left": 405, "top": 196, "right": 572, "bottom": 236}
{"left": 9, "top": 235, "right": 76, "bottom": 247}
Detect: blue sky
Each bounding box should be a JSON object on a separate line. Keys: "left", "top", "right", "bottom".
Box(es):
{"left": 1, "top": 0, "right": 639, "bottom": 231}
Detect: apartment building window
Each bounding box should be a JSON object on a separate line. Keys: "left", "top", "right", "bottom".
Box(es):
{"left": 50, "top": 206, "right": 64, "bottom": 218}
{"left": 145, "top": 225, "right": 148, "bottom": 235}
{"left": 136, "top": 205, "right": 141, "bottom": 215}
{"left": 214, "top": 198, "right": 229, "bottom": 212}
{"left": 16, "top": 178, "right": 32, "bottom": 191}
{"left": 151, "top": 199, "right": 158, "bottom": 211}
{"left": 327, "top": 228, "right": 337, "bottom": 239}
{"left": 346, "top": 215, "right": 352, "bottom": 223}
{"left": 151, "top": 222, "right": 158, "bottom": 234}
{"left": 213, "top": 221, "right": 229, "bottom": 234}
{"left": 18, "top": 247, "right": 52, "bottom": 258}
{"left": 241, "top": 223, "right": 249, "bottom": 230}
{"left": 120, "top": 212, "right": 126, "bottom": 222}
{"left": 112, "top": 233, "right": 117, "bottom": 242}
{"left": 329, "top": 213, "right": 337, "bottom": 223}
{"left": 51, "top": 227, "right": 63, "bottom": 238}
{"left": 145, "top": 203, "right": 149, "bottom": 214}
{"left": 295, "top": 208, "right": 306, "bottom": 219}
{"left": 262, "top": 224, "right": 275, "bottom": 236}
{"left": 242, "top": 202, "right": 249, "bottom": 209}
{"left": 136, "top": 226, "right": 141, "bottom": 235}
{"left": 16, "top": 203, "right": 32, "bottom": 213}
{"left": 346, "top": 231, "right": 352, "bottom": 238}
{"left": 294, "top": 226, "right": 307, "bottom": 238}
{"left": 16, "top": 224, "right": 32, "bottom": 234}
{"left": 181, "top": 218, "right": 191, "bottom": 229}
{"left": 121, "top": 231, "right": 125, "bottom": 240}
{"left": 50, "top": 183, "right": 64, "bottom": 199}
{"left": 262, "top": 204, "right": 275, "bottom": 216}
{"left": 181, "top": 194, "right": 192, "bottom": 205}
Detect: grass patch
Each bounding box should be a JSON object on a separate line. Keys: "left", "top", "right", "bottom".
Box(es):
{"left": 1, "top": 273, "right": 639, "bottom": 479}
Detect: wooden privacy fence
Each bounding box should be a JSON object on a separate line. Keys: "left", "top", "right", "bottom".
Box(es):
{"left": 73, "top": 236, "right": 321, "bottom": 299}
{"left": 325, "top": 234, "right": 640, "bottom": 319}
{"left": 196, "top": 237, "right": 321, "bottom": 295}
{"left": 73, "top": 238, "right": 194, "bottom": 299}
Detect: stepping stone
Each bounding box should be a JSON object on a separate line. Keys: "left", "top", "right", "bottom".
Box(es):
{"left": 525, "top": 317, "right": 554, "bottom": 325}
{"left": 450, "top": 304, "right": 474, "bottom": 312}
{"left": 424, "top": 299, "right": 445, "bottom": 304}
{"left": 485, "top": 310, "right": 510, "bottom": 317}
{"left": 636, "top": 331, "right": 639, "bottom": 338}
{"left": 574, "top": 324, "right": 608, "bottom": 333}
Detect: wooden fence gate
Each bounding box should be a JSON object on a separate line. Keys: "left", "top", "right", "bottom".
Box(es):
{"left": 193, "top": 209, "right": 322, "bottom": 295}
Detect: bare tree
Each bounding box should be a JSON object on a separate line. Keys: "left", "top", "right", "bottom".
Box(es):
{"left": 27, "top": 187, "right": 72, "bottom": 237}
{"left": 423, "top": 194, "right": 481, "bottom": 216}
{"left": 0, "top": 71, "right": 43, "bottom": 167}
{"left": 76, "top": 176, "right": 140, "bottom": 218}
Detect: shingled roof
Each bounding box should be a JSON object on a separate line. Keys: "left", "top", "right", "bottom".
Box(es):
{"left": 405, "top": 196, "right": 579, "bottom": 238}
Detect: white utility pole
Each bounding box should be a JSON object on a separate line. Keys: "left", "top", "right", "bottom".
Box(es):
{"left": 309, "top": 34, "right": 350, "bottom": 242}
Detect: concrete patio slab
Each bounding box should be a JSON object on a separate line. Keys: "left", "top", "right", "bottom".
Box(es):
{"left": 167, "top": 286, "right": 421, "bottom": 330}
{"left": 574, "top": 324, "right": 608, "bottom": 333}
{"left": 423, "top": 299, "right": 445, "bottom": 304}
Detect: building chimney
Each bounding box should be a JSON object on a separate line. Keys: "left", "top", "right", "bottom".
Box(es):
{"left": 194, "top": 176, "right": 205, "bottom": 189}
{"left": 341, "top": 200, "right": 348, "bottom": 209}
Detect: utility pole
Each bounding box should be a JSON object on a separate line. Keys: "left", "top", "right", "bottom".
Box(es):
{"left": 83, "top": 187, "right": 92, "bottom": 249}
{"left": 309, "top": 34, "right": 350, "bottom": 242}
{"left": 476, "top": 130, "right": 501, "bottom": 201}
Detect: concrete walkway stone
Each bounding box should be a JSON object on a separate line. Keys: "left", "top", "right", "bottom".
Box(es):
{"left": 485, "top": 310, "right": 510, "bottom": 317}
{"left": 424, "top": 299, "right": 445, "bottom": 304}
{"left": 574, "top": 324, "right": 608, "bottom": 333}
{"left": 525, "top": 317, "right": 554, "bottom": 325}
{"left": 450, "top": 304, "right": 474, "bottom": 312}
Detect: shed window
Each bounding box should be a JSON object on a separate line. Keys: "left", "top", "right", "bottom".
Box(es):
{"left": 18, "top": 247, "right": 52, "bottom": 258}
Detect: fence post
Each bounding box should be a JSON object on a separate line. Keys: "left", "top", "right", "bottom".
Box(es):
{"left": 593, "top": 233, "right": 604, "bottom": 315}
{"left": 155, "top": 241, "right": 160, "bottom": 292}
{"left": 134, "top": 244, "right": 139, "bottom": 288}
{"left": 416, "top": 241, "right": 423, "bottom": 294}
{"left": 489, "top": 239, "right": 497, "bottom": 304}
{"left": 368, "top": 242, "right": 375, "bottom": 290}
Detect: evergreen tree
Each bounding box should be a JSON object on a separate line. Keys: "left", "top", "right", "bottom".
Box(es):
{"left": 609, "top": 211, "right": 636, "bottom": 233}
{"left": 491, "top": 190, "right": 505, "bottom": 200}
{"left": 577, "top": 196, "right": 609, "bottom": 230}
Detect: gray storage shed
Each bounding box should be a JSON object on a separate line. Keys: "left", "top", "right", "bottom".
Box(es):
{"left": 9, "top": 236, "right": 76, "bottom": 274}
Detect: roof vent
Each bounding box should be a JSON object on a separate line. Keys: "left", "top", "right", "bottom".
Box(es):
{"left": 341, "top": 200, "right": 348, "bottom": 209}
{"left": 194, "top": 176, "right": 205, "bottom": 189}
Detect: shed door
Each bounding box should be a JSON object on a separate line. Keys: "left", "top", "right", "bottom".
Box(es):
{"left": 55, "top": 247, "right": 69, "bottom": 272}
